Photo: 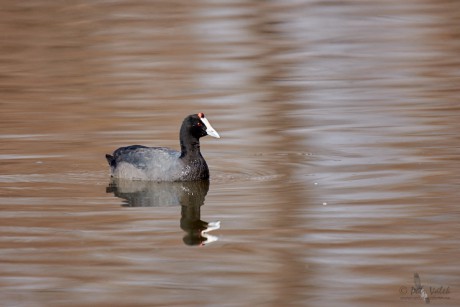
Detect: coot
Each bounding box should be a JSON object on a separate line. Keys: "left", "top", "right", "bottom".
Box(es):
{"left": 106, "top": 113, "right": 220, "bottom": 181}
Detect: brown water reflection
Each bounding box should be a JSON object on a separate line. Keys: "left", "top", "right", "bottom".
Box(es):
{"left": 1, "top": 1, "right": 460, "bottom": 306}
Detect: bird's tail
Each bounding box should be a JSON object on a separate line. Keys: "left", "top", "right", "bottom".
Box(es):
{"left": 105, "top": 154, "right": 116, "bottom": 172}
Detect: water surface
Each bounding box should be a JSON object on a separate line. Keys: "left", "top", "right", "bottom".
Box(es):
{"left": 1, "top": 1, "right": 459, "bottom": 306}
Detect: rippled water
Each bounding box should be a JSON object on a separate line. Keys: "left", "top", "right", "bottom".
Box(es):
{"left": 1, "top": 1, "right": 459, "bottom": 306}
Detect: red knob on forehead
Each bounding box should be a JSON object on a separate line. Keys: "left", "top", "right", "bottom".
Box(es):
{"left": 198, "top": 112, "right": 205, "bottom": 118}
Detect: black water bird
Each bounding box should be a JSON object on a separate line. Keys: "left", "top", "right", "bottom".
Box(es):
{"left": 105, "top": 113, "right": 220, "bottom": 181}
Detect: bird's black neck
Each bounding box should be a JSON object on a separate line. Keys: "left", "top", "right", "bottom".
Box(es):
{"left": 179, "top": 130, "right": 202, "bottom": 160}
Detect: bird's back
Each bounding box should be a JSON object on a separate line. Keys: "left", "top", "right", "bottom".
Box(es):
{"left": 107, "top": 145, "right": 184, "bottom": 181}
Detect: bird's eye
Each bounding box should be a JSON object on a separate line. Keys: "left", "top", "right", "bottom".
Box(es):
{"left": 197, "top": 122, "right": 202, "bottom": 127}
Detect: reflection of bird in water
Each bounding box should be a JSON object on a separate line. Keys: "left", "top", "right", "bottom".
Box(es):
{"left": 106, "top": 179, "right": 220, "bottom": 246}
{"left": 180, "top": 203, "right": 220, "bottom": 246}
